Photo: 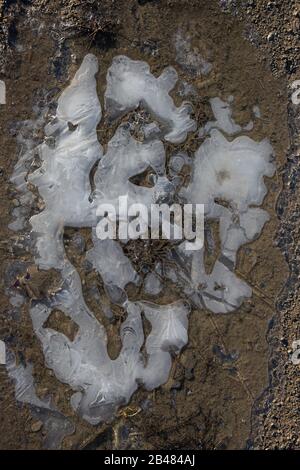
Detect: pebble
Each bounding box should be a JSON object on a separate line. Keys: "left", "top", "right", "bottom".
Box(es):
{"left": 31, "top": 420, "right": 43, "bottom": 432}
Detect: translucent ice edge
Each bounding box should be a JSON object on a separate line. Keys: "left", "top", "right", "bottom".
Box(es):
{"left": 174, "top": 29, "right": 212, "bottom": 77}
{"left": 6, "top": 351, "right": 75, "bottom": 448}
{"left": 10, "top": 53, "right": 275, "bottom": 425}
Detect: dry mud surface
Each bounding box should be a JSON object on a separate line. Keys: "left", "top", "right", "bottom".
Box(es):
{"left": 0, "top": 0, "right": 299, "bottom": 450}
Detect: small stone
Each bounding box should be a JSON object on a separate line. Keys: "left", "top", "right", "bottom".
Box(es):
{"left": 31, "top": 420, "right": 43, "bottom": 432}
{"left": 267, "top": 32, "right": 275, "bottom": 42}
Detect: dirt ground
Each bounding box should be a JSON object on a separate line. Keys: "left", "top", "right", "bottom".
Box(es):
{"left": 0, "top": 0, "right": 299, "bottom": 450}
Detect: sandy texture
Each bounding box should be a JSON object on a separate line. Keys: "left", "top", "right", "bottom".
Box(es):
{"left": 0, "top": 0, "right": 298, "bottom": 450}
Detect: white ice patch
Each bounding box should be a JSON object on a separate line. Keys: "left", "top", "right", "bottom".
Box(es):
{"left": 144, "top": 272, "right": 163, "bottom": 296}
{"left": 94, "top": 124, "right": 166, "bottom": 210}
{"left": 87, "top": 236, "right": 140, "bottom": 294}
{"left": 29, "top": 54, "right": 102, "bottom": 269}
{"left": 105, "top": 55, "right": 196, "bottom": 143}
{"left": 9, "top": 53, "right": 275, "bottom": 424}
{"left": 137, "top": 301, "right": 190, "bottom": 389}
{"left": 184, "top": 129, "right": 274, "bottom": 211}
{"left": 253, "top": 105, "right": 261, "bottom": 119}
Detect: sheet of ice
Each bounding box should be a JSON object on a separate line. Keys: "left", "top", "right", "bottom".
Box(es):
{"left": 30, "top": 274, "right": 189, "bottom": 424}
{"left": 172, "top": 127, "right": 274, "bottom": 313}
{"left": 105, "top": 55, "right": 196, "bottom": 143}
{"left": 253, "top": 105, "right": 261, "bottom": 119}
{"left": 183, "top": 129, "right": 274, "bottom": 211}
{"left": 8, "top": 206, "right": 28, "bottom": 232}
{"left": 29, "top": 54, "right": 102, "bottom": 269}
{"left": 9, "top": 53, "right": 276, "bottom": 426}
{"left": 93, "top": 123, "right": 181, "bottom": 244}
{"left": 0, "top": 340, "right": 6, "bottom": 365}
{"left": 144, "top": 272, "right": 163, "bottom": 296}
{"left": 220, "top": 207, "right": 270, "bottom": 263}
{"left": 178, "top": 80, "right": 197, "bottom": 98}
{"left": 16, "top": 56, "right": 191, "bottom": 423}
{"left": 138, "top": 301, "right": 190, "bottom": 389}
{"left": 94, "top": 124, "right": 166, "bottom": 211}
{"left": 0, "top": 80, "right": 5, "bottom": 104}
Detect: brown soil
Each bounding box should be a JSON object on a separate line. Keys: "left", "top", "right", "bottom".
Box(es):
{"left": 0, "top": 0, "right": 298, "bottom": 450}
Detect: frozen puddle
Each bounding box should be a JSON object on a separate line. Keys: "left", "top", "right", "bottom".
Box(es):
{"left": 9, "top": 53, "right": 275, "bottom": 425}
